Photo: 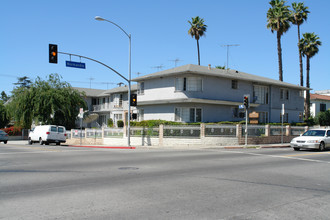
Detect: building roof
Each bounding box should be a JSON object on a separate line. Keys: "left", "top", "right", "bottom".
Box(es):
{"left": 73, "top": 87, "right": 106, "bottom": 96}
{"left": 310, "top": 93, "right": 330, "bottom": 101}
{"left": 73, "top": 84, "right": 138, "bottom": 97}
{"left": 132, "top": 64, "right": 310, "bottom": 90}
{"left": 315, "top": 90, "right": 330, "bottom": 96}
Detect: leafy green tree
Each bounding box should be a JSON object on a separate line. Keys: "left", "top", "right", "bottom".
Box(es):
{"left": 299, "top": 32, "right": 321, "bottom": 120}
{"left": 291, "top": 2, "right": 309, "bottom": 86}
{"left": 267, "top": 0, "right": 291, "bottom": 81}
{"left": 0, "top": 101, "right": 9, "bottom": 128}
{"left": 8, "top": 74, "right": 87, "bottom": 129}
{"left": 188, "top": 16, "right": 207, "bottom": 66}
{"left": 316, "top": 110, "right": 330, "bottom": 126}
{"left": 1, "top": 91, "right": 9, "bottom": 102}
{"left": 14, "top": 76, "right": 32, "bottom": 88}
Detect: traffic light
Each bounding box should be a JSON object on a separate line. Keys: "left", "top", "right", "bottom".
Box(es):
{"left": 243, "top": 96, "right": 249, "bottom": 109}
{"left": 130, "top": 94, "right": 137, "bottom": 106}
{"left": 49, "top": 44, "right": 58, "bottom": 64}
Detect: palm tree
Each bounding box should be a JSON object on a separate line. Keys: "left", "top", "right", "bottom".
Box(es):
{"left": 299, "top": 32, "right": 322, "bottom": 120}
{"left": 291, "top": 2, "right": 310, "bottom": 86}
{"left": 188, "top": 16, "right": 207, "bottom": 65}
{"left": 267, "top": 0, "right": 291, "bottom": 81}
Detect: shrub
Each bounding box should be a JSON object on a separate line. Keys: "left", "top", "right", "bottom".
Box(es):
{"left": 117, "top": 120, "right": 124, "bottom": 128}
{"left": 107, "top": 118, "right": 114, "bottom": 127}
{"left": 2, "top": 126, "right": 22, "bottom": 136}
{"left": 316, "top": 110, "right": 330, "bottom": 126}
{"left": 130, "top": 120, "right": 183, "bottom": 127}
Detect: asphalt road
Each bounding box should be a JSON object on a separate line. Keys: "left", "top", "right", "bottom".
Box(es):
{"left": 1, "top": 143, "right": 330, "bottom": 219}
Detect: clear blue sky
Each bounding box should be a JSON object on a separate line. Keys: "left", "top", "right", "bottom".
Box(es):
{"left": 1, "top": 0, "right": 329, "bottom": 95}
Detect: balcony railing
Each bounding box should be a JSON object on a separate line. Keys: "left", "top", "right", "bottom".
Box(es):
{"left": 92, "top": 103, "right": 110, "bottom": 111}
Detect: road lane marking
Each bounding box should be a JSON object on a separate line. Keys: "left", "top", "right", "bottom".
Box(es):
{"left": 285, "top": 152, "right": 330, "bottom": 157}
{"left": 223, "top": 150, "right": 330, "bottom": 164}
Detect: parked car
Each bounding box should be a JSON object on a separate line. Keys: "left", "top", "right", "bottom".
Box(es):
{"left": 28, "top": 125, "right": 66, "bottom": 145}
{"left": 290, "top": 128, "right": 330, "bottom": 151}
{"left": 0, "top": 130, "right": 8, "bottom": 144}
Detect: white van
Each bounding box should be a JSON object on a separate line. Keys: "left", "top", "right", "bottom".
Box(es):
{"left": 28, "top": 125, "right": 66, "bottom": 145}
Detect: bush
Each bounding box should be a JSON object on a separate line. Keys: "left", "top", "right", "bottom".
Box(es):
{"left": 117, "top": 120, "right": 124, "bottom": 128}
{"left": 130, "top": 120, "right": 183, "bottom": 127}
{"left": 2, "top": 126, "right": 22, "bottom": 136}
{"left": 107, "top": 118, "right": 114, "bottom": 127}
{"left": 316, "top": 110, "right": 330, "bottom": 126}
{"left": 304, "top": 117, "right": 316, "bottom": 126}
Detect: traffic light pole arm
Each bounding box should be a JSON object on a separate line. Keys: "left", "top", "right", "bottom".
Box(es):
{"left": 58, "top": 51, "right": 129, "bottom": 83}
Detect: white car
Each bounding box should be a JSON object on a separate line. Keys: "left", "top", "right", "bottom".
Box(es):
{"left": 28, "top": 125, "right": 66, "bottom": 145}
{"left": 290, "top": 129, "right": 330, "bottom": 151}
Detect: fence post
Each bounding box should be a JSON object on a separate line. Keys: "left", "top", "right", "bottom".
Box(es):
{"left": 200, "top": 123, "right": 205, "bottom": 138}
{"left": 286, "top": 125, "right": 291, "bottom": 136}
{"left": 265, "top": 124, "right": 270, "bottom": 137}
{"left": 85, "top": 128, "right": 87, "bottom": 140}
{"left": 71, "top": 129, "right": 73, "bottom": 139}
{"left": 159, "top": 124, "right": 164, "bottom": 146}
{"left": 123, "top": 125, "right": 127, "bottom": 137}
{"left": 236, "top": 124, "right": 242, "bottom": 138}
{"left": 102, "top": 127, "right": 104, "bottom": 141}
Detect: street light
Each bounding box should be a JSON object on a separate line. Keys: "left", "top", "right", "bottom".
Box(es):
{"left": 95, "top": 16, "right": 132, "bottom": 146}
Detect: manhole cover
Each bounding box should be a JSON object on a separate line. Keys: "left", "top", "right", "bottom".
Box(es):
{"left": 118, "top": 167, "right": 139, "bottom": 170}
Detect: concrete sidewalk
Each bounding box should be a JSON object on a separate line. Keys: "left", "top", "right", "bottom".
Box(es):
{"left": 3, "top": 140, "right": 291, "bottom": 149}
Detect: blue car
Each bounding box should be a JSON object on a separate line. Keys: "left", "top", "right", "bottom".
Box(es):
{"left": 0, "top": 130, "right": 8, "bottom": 144}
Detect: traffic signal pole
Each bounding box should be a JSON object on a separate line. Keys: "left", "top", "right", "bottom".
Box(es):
{"left": 49, "top": 45, "right": 132, "bottom": 146}
{"left": 243, "top": 95, "right": 250, "bottom": 146}
{"left": 245, "top": 108, "right": 248, "bottom": 146}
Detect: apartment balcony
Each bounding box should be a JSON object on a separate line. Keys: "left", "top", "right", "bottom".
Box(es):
{"left": 113, "top": 104, "right": 123, "bottom": 109}
{"left": 92, "top": 104, "right": 111, "bottom": 112}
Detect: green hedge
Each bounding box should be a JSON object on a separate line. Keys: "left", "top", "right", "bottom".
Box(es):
{"left": 128, "top": 120, "right": 309, "bottom": 127}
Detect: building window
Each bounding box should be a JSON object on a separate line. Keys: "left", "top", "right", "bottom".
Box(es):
{"left": 232, "top": 107, "right": 245, "bottom": 118}
{"left": 232, "top": 80, "right": 238, "bottom": 89}
{"left": 259, "top": 112, "right": 269, "bottom": 124}
{"left": 280, "top": 113, "right": 289, "bottom": 123}
{"left": 299, "top": 112, "right": 303, "bottom": 121}
{"left": 280, "top": 88, "right": 289, "bottom": 100}
{"left": 175, "top": 77, "right": 202, "bottom": 92}
{"left": 138, "top": 109, "right": 144, "bottom": 121}
{"left": 92, "top": 98, "right": 97, "bottom": 105}
{"left": 138, "top": 82, "right": 145, "bottom": 95}
{"left": 175, "top": 107, "right": 202, "bottom": 122}
{"left": 253, "top": 85, "right": 269, "bottom": 104}
{"left": 320, "top": 103, "right": 327, "bottom": 112}
{"left": 113, "top": 94, "right": 123, "bottom": 107}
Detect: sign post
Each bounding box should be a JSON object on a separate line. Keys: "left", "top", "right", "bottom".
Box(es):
{"left": 79, "top": 108, "right": 84, "bottom": 146}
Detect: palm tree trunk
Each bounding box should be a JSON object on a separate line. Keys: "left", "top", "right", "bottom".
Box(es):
{"left": 305, "top": 56, "right": 310, "bottom": 120}
{"left": 197, "top": 39, "right": 200, "bottom": 65}
{"left": 297, "top": 25, "right": 304, "bottom": 86}
{"left": 277, "top": 32, "right": 283, "bottom": 81}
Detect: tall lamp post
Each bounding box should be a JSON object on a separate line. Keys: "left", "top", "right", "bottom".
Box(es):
{"left": 95, "top": 16, "right": 132, "bottom": 146}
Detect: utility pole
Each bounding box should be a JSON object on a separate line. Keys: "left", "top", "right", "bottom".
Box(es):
{"left": 221, "top": 44, "right": 239, "bottom": 70}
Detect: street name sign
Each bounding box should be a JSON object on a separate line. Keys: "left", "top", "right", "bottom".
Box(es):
{"left": 66, "top": 61, "right": 86, "bottom": 69}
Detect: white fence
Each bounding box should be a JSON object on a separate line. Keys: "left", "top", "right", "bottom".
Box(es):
{"left": 67, "top": 124, "right": 309, "bottom": 146}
